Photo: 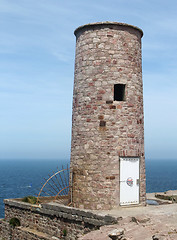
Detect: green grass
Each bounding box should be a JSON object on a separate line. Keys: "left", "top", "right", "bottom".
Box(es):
{"left": 22, "top": 196, "right": 38, "bottom": 204}
{"left": 9, "top": 218, "right": 20, "bottom": 228}
{"left": 63, "top": 229, "right": 67, "bottom": 236}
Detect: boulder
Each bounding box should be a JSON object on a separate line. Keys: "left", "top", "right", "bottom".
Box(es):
{"left": 108, "top": 228, "right": 124, "bottom": 240}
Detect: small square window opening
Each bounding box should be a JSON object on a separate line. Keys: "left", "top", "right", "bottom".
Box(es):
{"left": 100, "top": 120, "right": 106, "bottom": 127}
{"left": 114, "top": 84, "right": 126, "bottom": 101}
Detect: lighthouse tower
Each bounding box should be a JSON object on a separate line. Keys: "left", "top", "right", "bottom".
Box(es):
{"left": 70, "top": 22, "right": 146, "bottom": 210}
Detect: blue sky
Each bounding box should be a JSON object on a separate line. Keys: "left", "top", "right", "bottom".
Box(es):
{"left": 0, "top": 0, "right": 177, "bottom": 160}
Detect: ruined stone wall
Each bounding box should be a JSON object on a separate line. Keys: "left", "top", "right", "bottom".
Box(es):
{"left": 70, "top": 22, "right": 146, "bottom": 210}
{"left": 0, "top": 199, "right": 117, "bottom": 240}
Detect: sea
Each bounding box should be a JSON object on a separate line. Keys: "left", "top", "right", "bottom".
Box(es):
{"left": 0, "top": 159, "right": 177, "bottom": 218}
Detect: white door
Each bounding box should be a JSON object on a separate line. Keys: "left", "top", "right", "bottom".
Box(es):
{"left": 120, "top": 157, "right": 140, "bottom": 205}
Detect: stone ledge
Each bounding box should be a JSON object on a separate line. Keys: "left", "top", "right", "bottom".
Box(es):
{"left": 4, "top": 199, "right": 117, "bottom": 227}
{"left": 42, "top": 202, "right": 117, "bottom": 225}
{"left": 4, "top": 199, "right": 32, "bottom": 210}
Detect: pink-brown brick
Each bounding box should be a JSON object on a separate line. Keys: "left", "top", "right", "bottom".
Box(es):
{"left": 70, "top": 22, "right": 146, "bottom": 210}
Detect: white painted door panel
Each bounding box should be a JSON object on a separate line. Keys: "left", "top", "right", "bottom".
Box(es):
{"left": 120, "top": 157, "right": 140, "bottom": 205}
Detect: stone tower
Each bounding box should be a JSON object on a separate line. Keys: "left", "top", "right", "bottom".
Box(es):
{"left": 70, "top": 22, "right": 146, "bottom": 210}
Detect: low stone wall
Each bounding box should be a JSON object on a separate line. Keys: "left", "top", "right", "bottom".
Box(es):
{"left": 0, "top": 220, "right": 52, "bottom": 240}
{"left": 0, "top": 219, "right": 10, "bottom": 240}
{"left": 1, "top": 199, "right": 117, "bottom": 239}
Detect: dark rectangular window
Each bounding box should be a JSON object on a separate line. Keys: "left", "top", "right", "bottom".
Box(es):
{"left": 114, "top": 84, "right": 126, "bottom": 101}
{"left": 100, "top": 120, "right": 106, "bottom": 127}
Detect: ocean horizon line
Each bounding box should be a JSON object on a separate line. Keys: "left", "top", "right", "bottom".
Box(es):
{"left": 0, "top": 158, "right": 70, "bottom": 161}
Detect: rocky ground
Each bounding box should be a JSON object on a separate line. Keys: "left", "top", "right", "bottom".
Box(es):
{"left": 78, "top": 193, "right": 177, "bottom": 240}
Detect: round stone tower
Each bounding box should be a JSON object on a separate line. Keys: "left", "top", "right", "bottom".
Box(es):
{"left": 70, "top": 22, "right": 146, "bottom": 210}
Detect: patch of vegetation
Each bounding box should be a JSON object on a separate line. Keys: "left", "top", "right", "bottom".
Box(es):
{"left": 168, "top": 230, "right": 177, "bottom": 234}
{"left": 22, "top": 196, "right": 38, "bottom": 204}
{"left": 155, "top": 193, "right": 177, "bottom": 202}
{"left": 9, "top": 218, "right": 20, "bottom": 228}
{"left": 63, "top": 229, "right": 67, "bottom": 236}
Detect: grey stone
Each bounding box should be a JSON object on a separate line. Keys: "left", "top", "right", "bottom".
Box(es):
{"left": 83, "top": 217, "right": 103, "bottom": 226}
{"left": 51, "top": 237, "right": 60, "bottom": 240}
{"left": 152, "top": 235, "right": 165, "bottom": 240}
{"left": 108, "top": 228, "right": 124, "bottom": 240}
{"left": 104, "top": 215, "right": 117, "bottom": 224}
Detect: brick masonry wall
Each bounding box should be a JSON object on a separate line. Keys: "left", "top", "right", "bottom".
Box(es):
{"left": 0, "top": 199, "right": 117, "bottom": 240}
{"left": 0, "top": 220, "right": 49, "bottom": 240}
{"left": 0, "top": 219, "right": 10, "bottom": 240}
{"left": 70, "top": 22, "right": 146, "bottom": 210}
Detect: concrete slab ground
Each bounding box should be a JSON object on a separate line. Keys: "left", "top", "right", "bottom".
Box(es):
{"left": 79, "top": 193, "right": 177, "bottom": 240}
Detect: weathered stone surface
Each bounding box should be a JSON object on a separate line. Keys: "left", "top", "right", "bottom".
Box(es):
{"left": 0, "top": 199, "right": 117, "bottom": 239}
{"left": 3, "top": 199, "right": 177, "bottom": 240}
{"left": 70, "top": 21, "right": 146, "bottom": 210}
{"left": 104, "top": 215, "right": 118, "bottom": 224}
{"left": 78, "top": 202, "right": 177, "bottom": 240}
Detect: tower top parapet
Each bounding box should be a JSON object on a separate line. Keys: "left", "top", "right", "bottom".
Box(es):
{"left": 74, "top": 21, "right": 143, "bottom": 37}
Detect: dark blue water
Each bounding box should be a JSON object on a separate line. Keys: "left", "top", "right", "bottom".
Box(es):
{"left": 0, "top": 159, "right": 69, "bottom": 218}
{"left": 146, "top": 159, "right": 177, "bottom": 193}
{"left": 0, "top": 159, "right": 177, "bottom": 218}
